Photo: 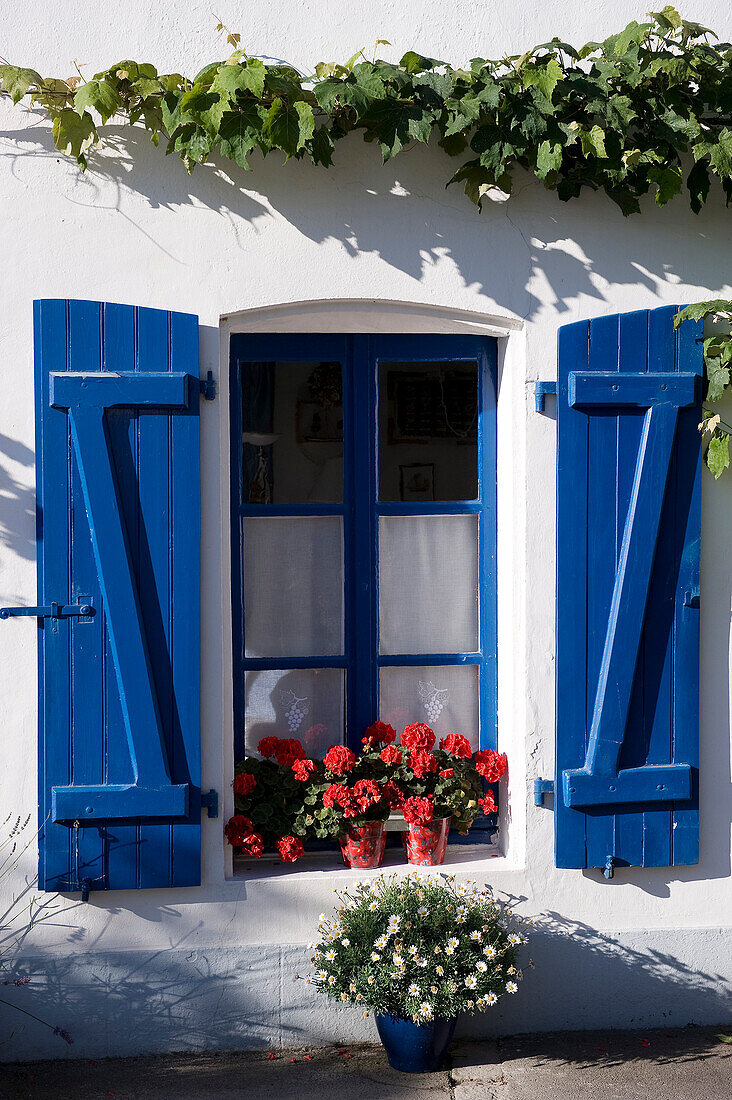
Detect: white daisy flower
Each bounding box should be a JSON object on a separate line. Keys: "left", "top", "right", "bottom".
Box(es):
{"left": 487, "top": 992, "right": 498, "bottom": 1005}
{"left": 318, "top": 914, "right": 326, "bottom": 923}
{"left": 467, "top": 999, "right": 475, "bottom": 1009}
{"left": 317, "top": 970, "right": 328, "bottom": 981}
{"left": 408, "top": 983, "right": 421, "bottom": 996}
{"left": 418, "top": 906, "right": 428, "bottom": 917}
{"left": 476, "top": 961, "right": 488, "bottom": 972}
{"left": 375, "top": 935, "right": 388, "bottom": 949}
{"left": 506, "top": 981, "right": 518, "bottom": 993}
{"left": 367, "top": 975, "right": 375, "bottom": 985}
{"left": 340, "top": 992, "right": 348, "bottom": 1001}
{"left": 417, "top": 957, "right": 428, "bottom": 968}
{"left": 341, "top": 938, "right": 350, "bottom": 947}
{"left": 436, "top": 965, "right": 444, "bottom": 976}
{"left": 369, "top": 901, "right": 379, "bottom": 911}
{"left": 349, "top": 982, "right": 357, "bottom": 992}
{"left": 433, "top": 946, "right": 442, "bottom": 954}
{"left": 470, "top": 931, "right": 482, "bottom": 942}
{"left": 371, "top": 952, "right": 380, "bottom": 962}
{"left": 328, "top": 975, "right": 336, "bottom": 985}
{"left": 465, "top": 975, "right": 478, "bottom": 989}
{"left": 325, "top": 950, "right": 336, "bottom": 961}
{"left": 448, "top": 937, "right": 459, "bottom": 948}
{"left": 445, "top": 945, "right": 455, "bottom": 956}
{"left": 393, "top": 954, "right": 404, "bottom": 966}
{"left": 507, "top": 966, "right": 516, "bottom": 975}
{"left": 483, "top": 946, "right": 497, "bottom": 959}
{"left": 408, "top": 945, "right": 419, "bottom": 956}
{"left": 508, "top": 933, "right": 521, "bottom": 945}
{"left": 419, "top": 1002, "right": 433, "bottom": 1018}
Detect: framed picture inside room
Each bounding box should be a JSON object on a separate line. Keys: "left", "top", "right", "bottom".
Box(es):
{"left": 399, "top": 462, "right": 435, "bottom": 501}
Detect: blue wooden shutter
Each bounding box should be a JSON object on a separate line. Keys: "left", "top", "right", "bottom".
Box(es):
{"left": 35, "top": 300, "right": 202, "bottom": 892}
{"left": 555, "top": 306, "right": 701, "bottom": 872}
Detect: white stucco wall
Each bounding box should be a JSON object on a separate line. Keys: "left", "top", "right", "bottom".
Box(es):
{"left": 0, "top": 0, "right": 731, "bottom": 1058}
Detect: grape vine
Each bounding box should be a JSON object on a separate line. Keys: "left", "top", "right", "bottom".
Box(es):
{"left": 0, "top": 7, "right": 730, "bottom": 218}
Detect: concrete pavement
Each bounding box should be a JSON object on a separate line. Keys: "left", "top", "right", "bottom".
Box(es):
{"left": 1, "top": 1025, "right": 730, "bottom": 1099}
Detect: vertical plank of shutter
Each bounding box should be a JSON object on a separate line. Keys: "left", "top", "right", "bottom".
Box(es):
{"left": 616, "top": 310, "right": 651, "bottom": 867}
{"left": 671, "top": 314, "right": 702, "bottom": 865}
{"left": 68, "top": 301, "right": 107, "bottom": 889}
{"left": 170, "top": 310, "right": 201, "bottom": 886}
{"left": 36, "top": 300, "right": 72, "bottom": 889}
{"left": 555, "top": 320, "right": 590, "bottom": 867}
{"left": 103, "top": 303, "right": 141, "bottom": 888}
{"left": 136, "top": 307, "right": 173, "bottom": 888}
{"left": 640, "top": 306, "right": 677, "bottom": 865}
{"left": 583, "top": 315, "right": 621, "bottom": 870}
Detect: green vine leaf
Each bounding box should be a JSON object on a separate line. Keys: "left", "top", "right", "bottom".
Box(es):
{"left": 51, "top": 109, "right": 97, "bottom": 166}
{"left": 707, "top": 434, "right": 730, "bottom": 478}
{"left": 73, "top": 80, "right": 121, "bottom": 123}
{"left": 0, "top": 65, "right": 43, "bottom": 104}
{"left": 263, "top": 98, "right": 314, "bottom": 156}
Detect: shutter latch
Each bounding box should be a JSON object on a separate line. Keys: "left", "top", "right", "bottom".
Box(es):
{"left": 201, "top": 789, "right": 219, "bottom": 818}
{"left": 0, "top": 601, "right": 95, "bottom": 620}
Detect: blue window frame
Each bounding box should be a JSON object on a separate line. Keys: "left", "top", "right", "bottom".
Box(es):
{"left": 230, "top": 333, "right": 498, "bottom": 766}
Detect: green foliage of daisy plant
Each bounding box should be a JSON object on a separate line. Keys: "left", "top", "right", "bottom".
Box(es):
{"left": 298, "top": 872, "right": 529, "bottom": 1023}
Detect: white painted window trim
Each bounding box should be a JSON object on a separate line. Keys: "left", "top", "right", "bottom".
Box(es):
{"left": 216, "top": 300, "right": 528, "bottom": 881}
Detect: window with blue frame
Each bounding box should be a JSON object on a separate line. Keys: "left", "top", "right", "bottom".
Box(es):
{"left": 230, "top": 334, "right": 497, "bottom": 768}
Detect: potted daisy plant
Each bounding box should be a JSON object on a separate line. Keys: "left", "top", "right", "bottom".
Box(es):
{"left": 300, "top": 872, "right": 529, "bottom": 1072}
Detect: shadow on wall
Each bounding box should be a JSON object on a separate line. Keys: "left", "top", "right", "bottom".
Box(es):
{"left": 1, "top": 121, "right": 731, "bottom": 324}
{"left": 0, "top": 913, "right": 730, "bottom": 1060}
{"left": 0, "top": 431, "right": 35, "bottom": 565}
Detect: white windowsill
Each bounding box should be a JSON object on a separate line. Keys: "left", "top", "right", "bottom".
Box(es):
{"left": 231, "top": 835, "right": 503, "bottom": 881}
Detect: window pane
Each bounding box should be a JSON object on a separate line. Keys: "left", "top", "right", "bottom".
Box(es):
{"left": 379, "top": 361, "right": 478, "bottom": 501}
{"left": 242, "top": 361, "right": 343, "bottom": 503}
{"left": 245, "top": 668, "right": 345, "bottom": 757}
{"left": 243, "top": 517, "right": 344, "bottom": 657}
{"left": 379, "top": 664, "right": 479, "bottom": 750}
{"left": 378, "top": 515, "right": 478, "bottom": 654}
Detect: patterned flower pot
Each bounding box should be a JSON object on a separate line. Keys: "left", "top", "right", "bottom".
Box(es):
{"left": 404, "top": 817, "right": 450, "bottom": 866}
{"left": 375, "top": 1013, "right": 457, "bottom": 1072}
{"left": 339, "top": 820, "right": 387, "bottom": 869}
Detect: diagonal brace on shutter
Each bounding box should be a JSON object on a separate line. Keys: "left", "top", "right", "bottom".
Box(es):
{"left": 49, "top": 371, "right": 196, "bottom": 822}
{"left": 563, "top": 375, "right": 698, "bottom": 809}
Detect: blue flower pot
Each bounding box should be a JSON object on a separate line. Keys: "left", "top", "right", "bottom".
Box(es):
{"left": 375, "top": 1013, "right": 457, "bottom": 1073}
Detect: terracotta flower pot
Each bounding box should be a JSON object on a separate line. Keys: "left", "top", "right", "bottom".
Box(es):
{"left": 404, "top": 817, "right": 450, "bottom": 866}
{"left": 340, "top": 820, "right": 387, "bottom": 868}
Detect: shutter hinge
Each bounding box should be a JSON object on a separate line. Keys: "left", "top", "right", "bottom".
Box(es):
{"left": 201, "top": 789, "right": 219, "bottom": 818}
{"left": 683, "top": 587, "right": 700, "bottom": 609}
{"left": 0, "top": 601, "right": 95, "bottom": 621}
{"left": 200, "top": 371, "right": 217, "bottom": 401}
{"left": 534, "top": 380, "right": 557, "bottom": 413}
{"left": 533, "top": 778, "right": 554, "bottom": 806}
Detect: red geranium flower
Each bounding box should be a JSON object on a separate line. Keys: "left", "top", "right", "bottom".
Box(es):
{"left": 292, "top": 758, "right": 317, "bottom": 782}
{"left": 224, "top": 815, "right": 264, "bottom": 857}
{"left": 324, "top": 745, "right": 356, "bottom": 774}
{"left": 409, "top": 750, "right": 439, "bottom": 778}
{"left": 403, "top": 795, "right": 434, "bottom": 826}
{"left": 224, "top": 814, "right": 254, "bottom": 846}
{"left": 439, "top": 768, "right": 454, "bottom": 779}
{"left": 401, "top": 723, "right": 436, "bottom": 752}
{"left": 474, "top": 750, "right": 508, "bottom": 782}
{"left": 233, "top": 772, "right": 257, "bottom": 797}
{"left": 380, "top": 744, "right": 402, "bottom": 766}
{"left": 352, "top": 778, "right": 381, "bottom": 811}
{"left": 274, "top": 738, "right": 306, "bottom": 767}
{"left": 362, "top": 721, "right": 397, "bottom": 747}
{"left": 383, "top": 780, "right": 405, "bottom": 809}
{"left": 323, "top": 783, "right": 347, "bottom": 809}
{"left": 257, "top": 736, "right": 280, "bottom": 759}
{"left": 277, "top": 836, "right": 305, "bottom": 862}
{"left": 439, "top": 733, "right": 473, "bottom": 758}
{"left": 239, "top": 830, "right": 264, "bottom": 858}
{"left": 479, "top": 791, "right": 497, "bottom": 815}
